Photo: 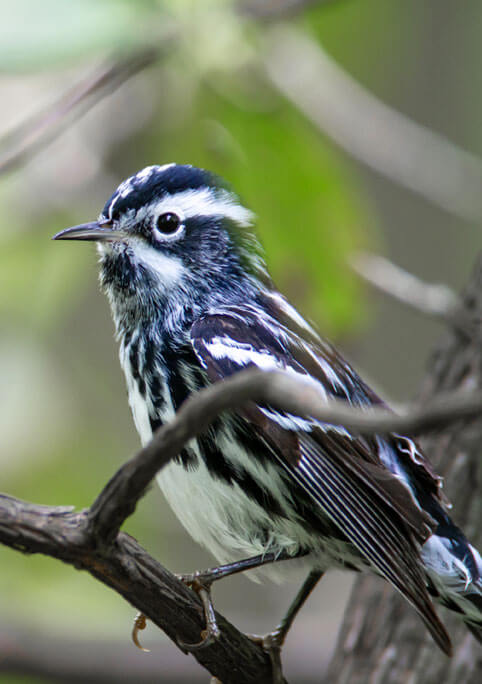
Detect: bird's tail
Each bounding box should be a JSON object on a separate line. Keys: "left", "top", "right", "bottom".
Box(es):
{"left": 421, "top": 527, "right": 482, "bottom": 644}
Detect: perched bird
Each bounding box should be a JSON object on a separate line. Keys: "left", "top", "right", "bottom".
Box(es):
{"left": 54, "top": 164, "right": 482, "bottom": 673}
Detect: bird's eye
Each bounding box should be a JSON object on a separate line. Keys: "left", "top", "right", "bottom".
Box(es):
{"left": 156, "top": 212, "right": 181, "bottom": 235}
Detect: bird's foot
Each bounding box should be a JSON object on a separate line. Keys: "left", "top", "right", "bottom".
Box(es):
{"left": 176, "top": 574, "right": 221, "bottom": 651}
{"left": 173, "top": 555, "right": 292, "bottom": 654}
{"left": 248, "top": 627, "right": 285, "bottom": 684}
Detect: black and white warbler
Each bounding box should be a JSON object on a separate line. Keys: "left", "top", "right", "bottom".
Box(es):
{"left": 54, "top": 163, "right": 482, "bottom": 669}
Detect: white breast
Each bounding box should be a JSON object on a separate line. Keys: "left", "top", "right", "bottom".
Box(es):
{"left": 119, "top": 341, "right": 353, "bottom": 576}
{"left": 119, "top": 344, "right": 153, "bottom": 446}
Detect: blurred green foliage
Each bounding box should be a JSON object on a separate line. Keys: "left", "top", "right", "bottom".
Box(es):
{"left": 131, "top": 80, "right": 371, "bottom": 329}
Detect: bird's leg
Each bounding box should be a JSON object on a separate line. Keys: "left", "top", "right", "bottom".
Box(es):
{"left": 249, "top": 569, "right": 324, "bottom": 684}
{"left": 178, "top": 577, "right": 220, "bottom": 650}
{"left": 175, "top": 550, "right": 301, "bottom": 651}
{"left": 132, "top": 551, "right": 294, "bottom": 652}
{"left": 178, "top": 550, "right": 295, "bottom": 587}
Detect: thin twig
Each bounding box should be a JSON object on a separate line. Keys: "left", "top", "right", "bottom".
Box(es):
{"left": 0, "top": 46, "right": 163, "bottom": 177}
{"left": 88, "top": 368, "right": 482, "bottom": 545}
{"left": 351, "top": 252, "right": 476, "bottom": 337}
{"left": 263, "top": 26, "right": 482, "bottom": 222}
{"left": 240, "top": 0, "right": 334, "bottom": 20}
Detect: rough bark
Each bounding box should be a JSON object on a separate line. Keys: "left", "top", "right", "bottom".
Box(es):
{"left": 0, "top": 496, "right": 280, "bottom": 684}
{"left": 328, "top": 255, "right": 482, "bottom": 683}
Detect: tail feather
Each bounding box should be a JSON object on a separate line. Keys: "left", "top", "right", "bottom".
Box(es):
{"left": 466, "top": 618, "right": 482, "bottom": 644}
{"left": 422, "top": 533, "right": 482, "bottom": 645}
{"left": 462, "top": 587, "right": 482, "bottom": 643}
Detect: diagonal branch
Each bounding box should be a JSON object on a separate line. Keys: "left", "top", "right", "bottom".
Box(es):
{"left": 240, "top": 0, "right": 335, "bottom": 20}
{"left": 350, "top": 251, "right": 476, "bottom": 338}
{"left": 0, "top": 495, "right": 279, "bottom": 684}
{"left": 0, "top": 45, "right": 163, "bottom": 177}
{"left": 263, "top": 26, "right": 482, "bottom": 222}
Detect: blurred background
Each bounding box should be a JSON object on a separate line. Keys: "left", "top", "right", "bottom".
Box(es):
{"left": 1, "top": 1, "right": 481, "bottom": 682}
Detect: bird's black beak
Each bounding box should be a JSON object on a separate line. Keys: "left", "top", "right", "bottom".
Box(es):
{"left": 52, "top": 220, "right": 125, "bottom": 242}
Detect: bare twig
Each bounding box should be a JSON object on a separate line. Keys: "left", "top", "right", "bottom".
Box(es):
{"left": 240, "top": 0, "right": 334, "bottom": 20}
{"left": 351, "top": 252, "right": 476, "bottom": 337}
{"left": 88, "top": 368, "right": 482, "bottom": 545}
{"left": 0, "top": 495, "right": 280, "bottom": 684}
{"left": 263, "top": 26, "right": 482, "bottom": 222}
{"left": 0, "top": 46, "right": 164, "bottom": 177}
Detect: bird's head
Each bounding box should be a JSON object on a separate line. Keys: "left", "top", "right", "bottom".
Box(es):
{"left": 53, "top": 164, "right": 267, "bottom": 330}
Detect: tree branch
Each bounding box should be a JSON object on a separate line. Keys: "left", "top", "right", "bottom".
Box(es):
{"left": 350, "top": 251, "right": 476, "bottom": 338}
{"left": 0, "top": 45, "right": 164, "bottom": 177}
{"left": 0, "top": 495, "right": 279, "bottom": 684}
{"left": 263, "top": 26, "right": 482, "bottom": 222}
{"left": 240, "top": 0, "right": 335, "bottom": 20}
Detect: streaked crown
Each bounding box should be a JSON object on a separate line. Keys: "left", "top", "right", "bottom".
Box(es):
{"left": 102, "top": 163, "right": 254, "bottom": 229}
{"left": 54, "top": 164, "right": 267, "bottom": 330}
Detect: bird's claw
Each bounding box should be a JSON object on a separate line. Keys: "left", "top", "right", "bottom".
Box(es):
{"left": 177, "top": 626, "right": 218, "bottom": 651}
{"left": 247, "top": 629, "right": 285, "bottom": 684}
{"left": 132, "top": 612, "right": 150, "bottom": 652}
{"left": 176, "top": 576, "right": 221, "bottom": 651}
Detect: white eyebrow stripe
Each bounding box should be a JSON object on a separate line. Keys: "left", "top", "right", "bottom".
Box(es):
{"left": 107, "top": 192, "right": 120, "bottom": 221}
{"left": 152, "top": 188, "right": 255, "bottom": 226}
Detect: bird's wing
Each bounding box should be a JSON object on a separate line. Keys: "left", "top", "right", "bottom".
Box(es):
{"left": 190, "top": 304, "right": 452, "bottom": 654}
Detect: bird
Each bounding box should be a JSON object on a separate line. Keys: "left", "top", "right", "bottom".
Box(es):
{"left": 53, "top": 163, "right": 482, "bottom": 677}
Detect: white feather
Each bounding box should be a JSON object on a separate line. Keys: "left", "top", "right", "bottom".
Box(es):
{"left": 119, "top": 344, "right": 152, "bottom": 445}
{"left": 132, "top": 242, "right": 185, "bottom": 290}
{"left": 422, "top": 535, "right": 472, "bottom": 588}
{"left": 205, "top": 338, "right": 280, "bottom": 370}
{"left": 265, "top": 291, "right": 318, "bottom": 336}
{"left": 150, "top": 187, "right": 254, "bottom": 227}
